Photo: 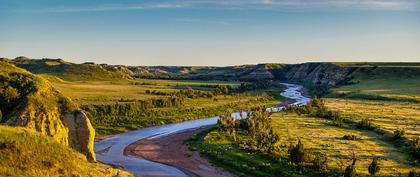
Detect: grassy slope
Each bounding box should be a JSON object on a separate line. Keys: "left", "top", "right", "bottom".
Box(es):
{"left": 0, "top": 125, "right": 133, "bottom": 177}
{"left": 13, "top": 58, "right": 133, "bottom": 81}
{"left": 326, "top": 66, "right": 420, "bottom": 140}
{"left": 328, "top": 66, "right": 420, "bottom": 102}
{"left": 271, "top": 113, "right": 412, "bottom": 176}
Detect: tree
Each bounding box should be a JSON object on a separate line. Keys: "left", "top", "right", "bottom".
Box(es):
{"left": 288, "top": 140, "right": 307, "bottom": 164}
{"left": 368, "top": 158, "right": 380, "bottom": 176}
{"left": 408, "top": 169, "right": 418, "bottom": 177}
{"left": 3, "top": 86, "right": 20, "bottom": 103}
{"left": 0, "top": 110, "right": 2, "bottom": 122}
{"left": 344, "top": 153, "right": 357, "bottom": 177}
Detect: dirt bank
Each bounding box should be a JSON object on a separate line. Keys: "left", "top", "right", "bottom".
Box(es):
{"left": 124, "top": 127, "right": 236, "bottom": 177}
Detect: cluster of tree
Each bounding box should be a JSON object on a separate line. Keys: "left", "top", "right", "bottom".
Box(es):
{"left": 82, "top": 95, "right": 185, "bottom": 120}
{"left": 146, "top": 88, "right": 215, "bottom": 99}
{"left": 217, "top": 107, "right": 280, "bottom": 153}
{"left": 214, "top": 81, "right": 276, "bottom": 95}
{"left": 287, "top": 97, "right": 343, "bottom": 127}
{"left": 0, "top": 72, "right": 35, "bottom": 122}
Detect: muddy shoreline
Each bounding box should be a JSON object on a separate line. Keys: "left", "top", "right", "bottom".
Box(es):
{"left": 124, "top": 127, "right": 236, "bottom": 177}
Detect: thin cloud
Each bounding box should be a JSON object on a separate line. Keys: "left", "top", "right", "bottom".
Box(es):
{"left": 176, "top": 18, "right": 231, "bottom": 25}
{"left": 14, "top": 3, "right": 189, "bottom": 13}
{"left": 13, "top": 0, "right": 420, "bottom": 13}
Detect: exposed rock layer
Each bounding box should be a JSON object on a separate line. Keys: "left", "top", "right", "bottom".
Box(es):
{"left": 0, "top": 61, "right": 96, "bottom": 161}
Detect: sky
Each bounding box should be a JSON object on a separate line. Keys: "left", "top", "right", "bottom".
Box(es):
{"left": 0, "top": 0, "right": 419, "bottom": 66}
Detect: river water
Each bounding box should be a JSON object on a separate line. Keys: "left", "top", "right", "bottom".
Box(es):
{"left": 94, "top": 83, "right": 311, "bottom": 177}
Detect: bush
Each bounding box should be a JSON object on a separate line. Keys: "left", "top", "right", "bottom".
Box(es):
{"left": 358, "top": 118, "right": 375, "bottom": 130}
{"left": 368, "top": 158, "right": 380, "bottom": 176}
{"left": 217, "top": 112, "right": 237, "bottom": 141}
{"left": 344, "top": 165, "right": 357, "bottom": 177}
{"left": 344, "top": 155, "right": 357, "bottom": 177}
{"left": 288, "top": 140, "right": 308, "bottom": 164}
{"left": 343, "top": 134, "right": 358, "bottom": 140}
{"left": 393, "top": 128, "right": 405, "bottom": 139}
{"left": 312, "top": 153, "right": 328, "bottom": 173}
{"left": 412, "top": 138, "right": 420, "bottom": 160}
{"left": 408, "top": 169, "right": 419, "bottom": 177}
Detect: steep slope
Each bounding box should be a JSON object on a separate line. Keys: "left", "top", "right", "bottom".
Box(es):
{"left": 12, "top": 57, "right": 133, "bottom": 81}
{"left": 283, "top": 63, "right": 358, "bottom": 88}
{"left": 0, "top": 125, "right": 133, "bottom": 177}
{"left": 0, "top": 61, "right": 95, "bottom": 161}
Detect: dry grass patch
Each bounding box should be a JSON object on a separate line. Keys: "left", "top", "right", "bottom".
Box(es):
{"left": 325, "top": 99, "right": 420, "bottom": 140}
{"left": 271, "top": 113, "right": 413, "bottom": 176}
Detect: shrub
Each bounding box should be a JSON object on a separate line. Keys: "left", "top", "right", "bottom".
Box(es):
{"left": 288, "top": 140, "right": 308, "bottom": 164}
{"left": 217, "top": 112, "right": 237, "bottom": 141}
{"left": 344, "top": 165, "right": 357, "bottom": 177}
{"left": 344, "top": 154, "right": 357, "bottom": 177}
{"left": 358, "top": 118, "right": 375, "bottom": 130}
{"left": 408, "top": 169, "right": 419, "bottom": 177}
{"left": 412, "top": 138, "right": 420, "bottom": 160}
{"left": 393, "top": 128, "right": 406, "bottom": 139}
{"left": 368, "top": 158, "right": 380, "bottom": 176}
{"left": 343, "top": 134, "right": 358, "bottom": 140}
{"left": 312, "top": 153, "right": 328, "bottom": 173}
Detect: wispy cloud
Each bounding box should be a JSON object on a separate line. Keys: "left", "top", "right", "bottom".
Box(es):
{"left": 176, "top": 18, "right": 231, "bottom": 25}
{"left": 14, "top": 2, "right": 189, "bottom": 13}
{"left": 13, "top": 0, "right": 420, "bottom": 13}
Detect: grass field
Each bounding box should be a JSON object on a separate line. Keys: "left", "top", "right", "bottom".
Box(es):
{"left": 48, "top": 78, "right": 283, "bottom": 135}
{"left": 271, "top": 113, "right": 413, "bottom": 176}
{"left": 50, "top": 78, "right": 239, "bottom": 105}
{"left": 325, "top": 99, "right": 420, "bottom": 140}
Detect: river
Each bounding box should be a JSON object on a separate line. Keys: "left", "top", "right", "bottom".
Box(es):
{"left": 94, "top": 83, "right": 311, "bottom": 177}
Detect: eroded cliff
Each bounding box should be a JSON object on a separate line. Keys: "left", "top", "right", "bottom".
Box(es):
{"left": 0, "top": 61, "right": 96, "bottom": 161}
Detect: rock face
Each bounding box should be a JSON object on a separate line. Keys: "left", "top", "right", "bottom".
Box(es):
{"left": 0, "top": 62, "right": 96, "bottom": 161}
{"left": 63, "top": 111, "right": 96, "bottom": 161}
{"left": 283, "top": 63, "right": 357, "bottom": 88}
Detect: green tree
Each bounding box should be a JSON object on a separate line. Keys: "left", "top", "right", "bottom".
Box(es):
{"left": 288, "top": 140, "right": 307, "bottom": 164}
{"left": 368, "top": 158, "right": 380, "bottom": 176}
{"left": 3, "top": 86, "right": 20, "bottom": 103}
{"left": 344, "top": 154, "right": 357, "bottom": 177}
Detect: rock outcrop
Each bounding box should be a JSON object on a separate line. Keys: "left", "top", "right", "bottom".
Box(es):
{"left": 283, "top": 63, "right": 357, "bottom": 88}
{"left": 0, "top": 61, "right": 96, "bottom": 161}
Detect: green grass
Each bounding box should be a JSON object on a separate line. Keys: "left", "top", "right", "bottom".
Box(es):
{"left": 0, "top": 125, "right": 133, "bottom": 177}
{"left": 50, "top": 79, "right": 239, "bottom": 105}
{"left": 271, "top": 113, "right": 414, "bottom": 176}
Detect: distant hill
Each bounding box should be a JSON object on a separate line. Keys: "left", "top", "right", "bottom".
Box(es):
{"left": 11, "top": 56, "right": 133, "bottom": 81}
{"left": 0, "top": 125, "right": 133, "bottom": 177}
{"left": 0, "top": 61, "right": 96, "bottom": 161}
{"left": 4, "top": 57, "right": 420, "bottom": 90}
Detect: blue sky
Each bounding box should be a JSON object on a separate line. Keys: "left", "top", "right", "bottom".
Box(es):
{"left": 0, "top": 0, "right": 419, "bottom": 66}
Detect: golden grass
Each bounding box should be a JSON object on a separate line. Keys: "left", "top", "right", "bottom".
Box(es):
{"left": 49, "top": 79, "right": 240, "bottom": 105}
{"left": 325, "top": 98, "right": 420, "bottom": 140}
{"left": 271, "top": 113, "right": 413, "bottom": 176}
{"left": 0, "top": 125, "right": 133, "bottom": 177}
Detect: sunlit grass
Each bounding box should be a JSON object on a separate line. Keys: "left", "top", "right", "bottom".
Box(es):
{"left": 271, "top": 113, "right": 413, "bottom": 176}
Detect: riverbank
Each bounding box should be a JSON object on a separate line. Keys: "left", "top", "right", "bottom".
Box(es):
{"left": 124, "top": 127, "right": 236, "bottom": 177}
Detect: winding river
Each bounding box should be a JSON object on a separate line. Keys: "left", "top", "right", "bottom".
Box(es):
{"left": 95, "top": 83, "right": 311, "bottom": 177}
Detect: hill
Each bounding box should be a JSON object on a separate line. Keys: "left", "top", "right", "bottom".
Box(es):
{"left": 0, "top": 125, "right": 133, "bottom": 177}
{"left": 0, "top": 61, "right": 95, "bottom": 160}
{"left": 11, "top": 57, "right": 133, "bottom": 81}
